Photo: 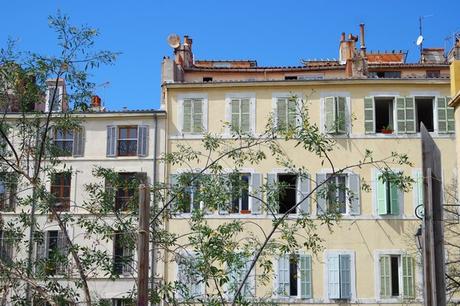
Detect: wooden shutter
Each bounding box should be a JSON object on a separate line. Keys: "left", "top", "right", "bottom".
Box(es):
{"left": 267, "top": 173, "right": 278, "bottom": 212}
{"left": 327, "top": 253, "right": 340, "bottom": 299}
{"left": 447, "top": 97, "right": 455, "bottom": 133}
{"left": 316, "top": 173, "right": 327, "bottom": 215}
{"left": 324, "top": 97, "right": 335, "bottom": 133}
{"left": 380, "top": 256, "right": 391, "bottom": 297}
{"left": 337, "top": 97, "right": 347, "bottom": 134}
{"left": 414, "top": 170, "right": 424, "bottom": 208}
{"left": 389, "top": 183, "right": 400, "bottom": 215}
{"left": 240, "top": 99, "right": 250, "bottom": 133}
{"left": 405, "top": 97, "right": 416, "bottom": 133}
{"left": 72, "top": 127, "right": 85, "bottom": 157}
{"left": 192, "top": 99, "right": 203, "bottom": 133}
{"left": 297, "top": 175, "right": 310, "bottom": 215}
{"left": 137, "top": 125, "right": 148, "bottom": 157}
{"left": 396, "top": 97, "right": 407, "bottom": 133}
{"left": 377, "top": 176, "right": 388, "bottom": 215}
{"left": 339, "top": 254, "right": 352, "bottom": 299}
{"left": 182, "top": 99, "right": 192, "bottom": 133}
{"left": 348, "top": 174, "right": 361, "bottom": 215}
{"left": 300, "top": 254, "right": 312, "bottom": 299}
{"left": 277, "top": 98, "right": 287, "bottom": 130}
{"left": 277, "top": 255, "right": 290, "bottom": 296}
{"left": 364, "top": 97, "right": 375, "bottom": 134}
{"left": 251, "top": 173, "right": 262, "bottom": 215}
{"left": 288, "top": 98, "right": 297, "bottom": 128}
{"left": 106, "top": 125, "right": 117, "bottom": 157}
{"left": 402, "top": 256, "right": 415, "bottom": 298}
{"left": 437, "top": 96, "right": 455, "bottom": 133}
{"left": 231, "top": 99, "right": 240, "bottom": 132}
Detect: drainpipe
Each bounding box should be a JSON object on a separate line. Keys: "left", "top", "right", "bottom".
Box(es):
{"left": 150, "top": 112, "right": 159, "bottom": 303}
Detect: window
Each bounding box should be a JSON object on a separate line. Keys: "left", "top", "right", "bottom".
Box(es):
{"left": 0, "top": 174, "right": 17, "bottom": 212}
{"left": 230, "top": 173, "right": 250, "bottom": 213}
{"left": 379, "top": 254, "right": 415, "bottom": 299}
{"left": 368, "top": 71, "right": 401, "bottom": 78}
{"left": 376, "top": 172, "right": 402, "bottom": 215}
{"left": 324, "top": 96, "right": 347, "bottom": 134}
{"left": 176, "top": 253, "right": 205, "bottom": 299}
{"left": 231, "top": 98, "right": 251, "bottom": 133}
{"left": 316, "top": 173, "right": 360, "bottom": 215}
{"left": 113, "top": 231, "right": 134, "bottom": 275}
{"left": 327, "top": 252, "right": 353, "bottom": 300}
{"left": 426, "top": 70, "right": 440, "bottom": 78}
{"left": 182, "top": 98, "right": 204, "bottom": 133}
{"left": 203, "top": 77, "right": 213, "bottom": 82}
{"left": 0, "top": 231, "right": 13, "bottom": 262}
{"left": 415, "top": 98, "right": 434, "bottom": 132}
{"left": 36, "top": 230, "right": 69, "bottom": 275}
{"left": 106, "top": 125, "right": 148, "bottom": 157}
{"left": 227, "top": 253, "right": 255, "bottom": 298}
{"left": 46, "top": 85, "right": 63, "bottom": 112}
{"left": 276, "top": 97, "right": 297, "bottom": 131}
{"left": 276, "top": 254, "right": 312, "bottom": 299}
{"left": 170, "top": 173, "right": 202, "bottom": 214}
{"left": 106, "top": 172, "right": 146, "bottom": 212}
{"left": 267, "top": 173, "right": 310, "bottom": 215}
{"left": 52, "top": 127, "right": 85, "bottom": 157}
{"left": 50, "top": 173, "right": 71, "bottom": 212}
{"left": 284, "top": 76, "right": 298, "bottom": 80}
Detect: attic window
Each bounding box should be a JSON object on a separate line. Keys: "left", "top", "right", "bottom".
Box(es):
{"left": 369, "top": 71, "right": 401, "bottom": 79}
{"left": 285, "top": 76, "right": 298, "bottom": 80}
{"left": 203, "top": 77, "right": 213, "bottom": 82}
{"left": 426, "top": 70, "right": 440, "bottom": 78}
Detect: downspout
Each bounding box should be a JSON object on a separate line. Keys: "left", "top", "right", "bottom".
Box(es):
{"left": 150, "top": 112, "right": 159, "bottom": 303}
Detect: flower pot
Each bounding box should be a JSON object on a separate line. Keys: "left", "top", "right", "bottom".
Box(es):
{"left": 381, "top": 129, "right": 393, "bottom": 134}
{"left": 240, "top": 209, "right": 251, "bottom": 214}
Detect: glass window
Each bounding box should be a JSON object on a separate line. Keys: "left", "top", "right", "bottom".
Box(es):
{"left": 118, "top": 126, "right": 138, "bottom": 156}
{"left": 54, "top": 128, "right": 73, "bottom": 156}
{"left": 50, "top": 173, "right": 71, "bottom": 211}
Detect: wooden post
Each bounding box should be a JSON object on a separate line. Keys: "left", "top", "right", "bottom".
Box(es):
{"left": 137, "top": 184, "right": 150, "bottom": 306}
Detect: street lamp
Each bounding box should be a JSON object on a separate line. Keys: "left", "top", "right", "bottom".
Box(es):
{"left": 415, "top": 225, "right": 423, "bottom": 251}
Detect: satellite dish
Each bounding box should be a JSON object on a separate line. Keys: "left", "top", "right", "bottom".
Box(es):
{"left": 167, "top": 34, "right": 180, "bottom": 49}
{"left": 416, "top": 35, "right": 424, "bottom": 46}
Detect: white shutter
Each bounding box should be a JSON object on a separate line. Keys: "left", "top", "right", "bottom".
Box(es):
{"left": 299, "top": 254, "right": 312, "bottom": 299}
{"left": 72, "top": 127, "right": 85, "bottom": 157}
{"left": 277, "top": 255, "right": 290, "bottom": 296}
{"left": 137, "top": 125, "right": 148, "bottom": 157}
{"left": 106, "top": 126, "right": 117, "bottom": 157}
{"left": 250, "top": 173, "right": 262, "bottom": 215}
{"left": 316, "top": 173, "right": 327, "bottom": 215}
{"left": 297, "top": 175, "right": 310, "bottom": 214}
{"left": 324, "top": 97, "right": 335, "bottom": 133}
{"left": 327, "top": 253, "right": 340, "bottom": 299}
{"left": 348, "top": 174, "right": 360, "bottom": 215}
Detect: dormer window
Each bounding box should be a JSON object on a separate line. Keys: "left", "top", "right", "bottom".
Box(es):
{"left": 46, "top": 85, "right": 63, "bottom": 112}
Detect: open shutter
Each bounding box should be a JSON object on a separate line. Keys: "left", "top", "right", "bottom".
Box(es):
{"left": 56, "top": 230, "right": 69, "bottom": 274}
{"left": 348, "top": 174, "right": 360, "bottom": 215}
{"left": 300, "top": 254, "right": 312, "bottom": 299}
{"left": 251, "top": 173, "right": 262, "bottom": 215}
{"left": 277, "top": 98, "right": 287, "bottom": 130}
{"left": 137, "top": 125, "right": 148, "bottom": 157}
{"left": 446, "top": 97, "right": 455, "bottom": 133}
{"left": 72, "top": 127, "right": 85, "bottom": 157}
{"left": 35, "top": 232, "right": 47, "bottom": 274}
{"left": 324, "top": 97, "right": 335, "bottom": 133}
{"left": 267, "top": 174, "right": 278, "bottom": 213}
{"left": 414, "top": 170, "right": 423, "bottom": 208}
{"left": 437, "top": 96, "right": 455, "bottom": 134}
{"left": 364, "top": 97, "right": 375, "bottom": 134}
{"left": 327, "top": 253, "right": 340, "bottom": 299}
{"left": 377, "top": 176, "right": 388, "bottom": 215}
{"left": 182, "top": 99, "right": 192, "bottom": 133}
{"left": 396, "top": 97, "right": 406, "bottom": 133}
{"left": 339, "top": 254, "right": 351, "bottom": 299}
{"left": 337, "top": 97, "right": 347, "bottom": 134}
{"left": 192, "top": 99, "right": 203, "bottom": 133}
{"left": 402, "top": 256, "right": 415, "bottom": 298}
{"left": 106, "top": 126, "right": 117, "bottom": 157}
{"left": 316, "top": 173, "right": 327, "bottom": 215}
{"left": 277, "top": 255, "right": 290, "bottom": 296}
{"left": 241, "top": 99, "right": 250, "bottom": 133}
{"left": 380, "top": 256, "right": 391, "bottom": 297}
{"left": 389, "top": 183, "right": 400, "bottom": 215}
{"left": 297, "top": 175, "right": 310, "bottom": 215}
{"left": 405, "top": 97, "right": 416, "bottom": 133}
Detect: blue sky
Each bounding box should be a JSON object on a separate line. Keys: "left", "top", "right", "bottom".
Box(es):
{"left": 1, "top": 0, "right": 460, "bottom": 110}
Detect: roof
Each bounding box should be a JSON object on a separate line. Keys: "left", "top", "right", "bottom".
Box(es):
{"left": 367, "top": 52, "right": 406, "bottom": 64}
{"left": 194, "top": 60, "right": 257, "bottom": 68}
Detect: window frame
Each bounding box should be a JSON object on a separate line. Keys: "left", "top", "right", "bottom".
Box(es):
{"left": 230, "top": 173, "right": 251, "bottom": 214}
{"left": 117, "top": 126, "right": 138, "bottom": 157}
{"left": 272, "top": 92, "right": 302, "bottom": 131}
{"left": 53, "top": 127, "right": 74, "bottom": 157}
{"left": 324, "top": 250, "right": 356, "bottom": 302}
{"left": 36, "top": 229, "right": 70, "bottom": 276}
{"left": 225, "top": 93, "right": 256, "bottom": 135}
{"left": 326, "top": 173, "right": 349, "bottom": 214}
{"left": 177, "top": 93, "right": 208, "bottom": 135}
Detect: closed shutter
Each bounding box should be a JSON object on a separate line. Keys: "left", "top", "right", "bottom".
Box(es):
{"left": 300, "top": 254, "right": 312, "bottom": 299}
{"left": 327, "top": 253, "right": 340, "bottom": 299}
{"left": 402, "top": 256, "right": 415, "bottom": 298}
{"left": 339, "top": 254, "right": 351, "bottom": 299}
{"left": 380, "top": 256, "right": 391, "bottom": 297}
{"left": 137, "top": 125, "right": 148, "bottom": 157}
{"left": 106, "top": 125, "right": 117, "bottom": 157}
{"left": 396, "top": 97, "right": 406, "bottom": 133}
{"left": 337, "top": 97, "right": 347, "bottom": 134}
{"left": 316, "top": 173, "right": 327, "bottom": 215}
{"left": 377, "top": 176, "right": 388, "bottom": 215}
{"left": 241, "top": 99, "right": 250, "bottom": 133}
{"left": 324, "top": 97, "right": 335, "bottom": 133}
{"left": 405, "top": 97, "right": 416, "bottom": 133}
{"left": 72, "top": 127, "right": 85, "bottom": 157}
{"left": 348, "top": 174, "right": 361, "bottom": 215}
{"left": 389, "top": 183, "right": 400, "bottom": 215}
{"left": 192, "top": 99, "right": 203, "bottom": 133}
{"left": 297, "top": 175, "right": 310, "bottom": 215}
{"left": 277, "top": 98, "right": 287, "bottom": 130}
{"left": 364, "top": 97, "right": 375, "bottom": 134}
{"left": 231, "top": 99, "right": 240, "bottom": 132}
{"left": 288, "top": 98, "right": 297, "bottom": 128}
{"left": 277, "top": 255, "right": 290, "bottom": 296}
{"left": 182, "top": 99, "right": 192, "bottom": 133}
{"left": 251, "top": 173, "right": 262, "bottom": 215}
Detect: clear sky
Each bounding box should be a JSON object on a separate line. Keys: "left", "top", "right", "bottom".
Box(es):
{"left": 1, "top": 0, "right": 460, "bottom": 110}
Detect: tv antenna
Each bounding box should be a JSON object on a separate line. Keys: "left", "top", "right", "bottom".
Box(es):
{"left": 418, "top": 15, "right": 433, "bottom": 62}
{"left": 167, "top": 34, "right": 180, "bottom": 49}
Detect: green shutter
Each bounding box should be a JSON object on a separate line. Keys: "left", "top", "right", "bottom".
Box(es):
{"left": 437, "top": 97, "right": 448, "bottom": 133}
{"left": 277, "top": 98, "right": 287, "bottom": 131}
{"left": 415, "top": 170, "right": 423, "bottom": 208}
{"left": 337, "top": 97, "right": 347, "bottom": 134}
{"left": 405, "top": 97, "right": 416, "bottom": 133}
{"left": 183, "top": 99, "right": 192, "bottom": 133}
{"left": 288, "top": 98, "right": 297, "bottom": 128}
{"left": 396, "top": 97, "right": 406, "bottom": 133}
{"left": 447, "top": 97, "right": 455, "bottom": 133}
{"left": 402, "top": 256, "right": 415, "bottom": 298}
{"left": 192, "top": 99, "right": 203, "bottom": 133}
{"left": 377, "top": 177, "right": 388, "bottom": 215}
{"left": 231, "top": 99, "right": 240, "bottom": 132}
{"left": 389, "top": 183, "right": 400, "bottom": 215}
{"left": 300, "top": 255, "right": 312, "bottom": 299}
{"left": 240, "top": 99, "right": 250, "bottom": 133}
{"left": 380, "top": 256, "right": 391, "bottom": 297}
{"left": 324, "top": 97, "right": 335, "bottom": 133}
{"left": 364, "top": 97, "right": 375, "bottom": 133}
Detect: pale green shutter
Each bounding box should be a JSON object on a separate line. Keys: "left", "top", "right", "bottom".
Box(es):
{"left": 277, "top": 98, "right": 287, "bottom": 131}
{"left": 377, "top": 176, "right": 388, "bottom": 215}
{"left": 389, "top": 183, "right": 400, "bottom": 215}
{"left": 192, "top": 99, "right": 203, "bottom": 133}
{"left": 267, "top": 173, "right": 278, "bottom": 212}
{"left": 380, "top": 256, "right": 391, "bottom": 297}
{"left": 241, "top": 99, "right": 250, "bottom": 133}
{"left": 288, "top": 98, "right": 297, "bottom": 128}
{"left": 324, "top": 97, "right": 335, "bottom": 133}
{"left": 447, "top": 97, "right": 455, "bottom": 133}
{"left": 337, "top": 97, "right": 347, "bottom": 133}
{"left": 349, "top": 174, "right": 360, "bottom": 215}
{"left": 438, "top": 97, "right": 448, "bottom": 133}
{"left": 415, "top": 170, "right": 424, "bottom": 207}
{"left": 231, "top": 99, "right": 240, "bottom": 132}
{"left": 396, "top": 97, "right": 406, "bottom": 133}
{"left": 251, "top": 173, "right": 262, "bottom": 215}
{"left": 183, "top": 99, "right": 192, "bottom": 133}
{"left": 405, "top": 97, "right": 416, "bottom": 133}
{"left": 316, "top": 173, "right": 327, "bottom": 215}
{"left": 364, "top": 97, "right": 375, "bottom": 133}
{"left": 137, "top": 125, "right": 148, "bottom": 157}
{"left": 300, "top": 255, "right": 312, "bottom": 299}
{"left": 402, "top": 256, "right": 415, "bottom": 298}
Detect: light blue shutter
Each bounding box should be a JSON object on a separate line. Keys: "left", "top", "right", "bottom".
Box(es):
{"left": 349, "top": 174, "right": 360, "bottom": 215}
{"left": 324, "top": 97, "right": 335, "bottom": 133}
{"left": 377, "top": 176, "right": 388, "bottom": 215}
{"left": 327, "top": 253, "right": 340, "bottom": 299}
{"left": 72, "top": 127, "right": 85, "bottom": 157}
{"left": 251, "top": 173, "right": 262, "bottom": 215}
{"left": 339, "top": 254, "right": 351, "bottom": 299}
{"left": 337, "top": 97, "right": 347, "bottom": 134}
{"left": 297, "top": 175, "right": 310, "bottom": 214}
{"left": 137, "top": 125, "right": 148, "bottom": 157}
{"left": 277, "top": 98, "right": 287, "bottom": 130}
{"left": 316, "top": 173, "right": 327, "bottom": 215}
{"left": 389, "top": 183, "right": 400, "bottom": 215}
{"left": 405, "top": 97, "right": 416, "bottom": 133}
{"left": 396, "top": 97, "right": 406, "bottom": 133}
{"left": 300, "top": 255, "right": 312, "bottom": 299}
{"left": 183, "top": 99, "right": 192, "bottom": 133}
{"left": 364, "top": 97, "right": 375, "bottom": 133}
{"left": 277, "top": 255, "right": 290, "bottom": 296}
{"left": 106, "top": 126, "right": 117, "bottom": 157}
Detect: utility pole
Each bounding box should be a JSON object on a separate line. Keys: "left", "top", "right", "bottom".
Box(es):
{"left": 137, "top": 184, "right": 150, "bottom": 306}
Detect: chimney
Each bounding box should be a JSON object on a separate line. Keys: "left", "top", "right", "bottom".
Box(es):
{"left": 174, "top": 35, "right": 194, "bottom": 69}
{"left": 90, "top": 95, "right": 105, "bottom": 112}
{"left": 359, "top": 23, "right": 366, "bottom": 56}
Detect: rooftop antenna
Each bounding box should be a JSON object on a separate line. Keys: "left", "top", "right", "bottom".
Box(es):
{"left": 418, "top": 15, "right": 433, "bottom": 62}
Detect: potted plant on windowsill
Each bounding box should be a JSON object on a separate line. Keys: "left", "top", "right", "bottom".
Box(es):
{"left": 240, "top": 209, "right": 251, "bottom": 214}
{"left": 381, "top": 125, "right": 393, "bottom": 134}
